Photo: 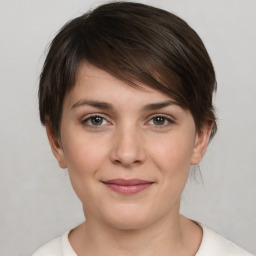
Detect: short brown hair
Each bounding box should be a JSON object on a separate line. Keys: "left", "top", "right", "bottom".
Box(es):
{"left": 39, "top": 1, "right": 217, "bottom": 139}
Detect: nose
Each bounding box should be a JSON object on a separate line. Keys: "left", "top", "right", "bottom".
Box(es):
{"left": 110, "top": 125, "right": 146, "bottom": 167}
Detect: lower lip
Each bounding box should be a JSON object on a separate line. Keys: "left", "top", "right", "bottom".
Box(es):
{"left": 104, "top": 183, "right": 153, "bottom": 194}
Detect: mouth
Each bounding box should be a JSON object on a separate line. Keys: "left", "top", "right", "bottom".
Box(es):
{"left": 102, "top": 179, "right": 154, "bottom": 195}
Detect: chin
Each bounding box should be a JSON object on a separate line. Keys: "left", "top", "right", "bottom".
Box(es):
{"left": 102, "top": 204, "right": 156, "bottom": 230}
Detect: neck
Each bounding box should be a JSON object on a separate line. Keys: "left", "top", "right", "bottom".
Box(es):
{"left": 69, "top": 213, "right": 202, "bottom": 256}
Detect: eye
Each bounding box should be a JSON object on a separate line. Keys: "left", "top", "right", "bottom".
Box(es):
{"left": 81, "top": 115, "right": 110, "bottom": 128}
{"left": 147, "top": 115, "right": 173, "bottom": 127}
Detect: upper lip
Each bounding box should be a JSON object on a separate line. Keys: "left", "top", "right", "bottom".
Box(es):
{"left": 102, "top": 179, "right": 154, "bottom": 185}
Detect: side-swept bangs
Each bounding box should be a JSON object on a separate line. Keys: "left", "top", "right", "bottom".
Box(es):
{"left": 39, "top": 2, "right": 217, "bottom": 139}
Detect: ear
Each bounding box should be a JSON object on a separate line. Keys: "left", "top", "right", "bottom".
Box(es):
{"left": 46, "top": 124, "right": 67, "bottom": 169}
{"left": 190, "top": 123, "right": 213, "bottom": 165}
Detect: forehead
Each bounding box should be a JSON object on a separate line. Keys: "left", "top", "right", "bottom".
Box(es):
{"left": 65, "top": 62, "right": 178, "bottom": 106}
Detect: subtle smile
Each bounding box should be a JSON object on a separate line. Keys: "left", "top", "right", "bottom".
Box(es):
{"left": 102, "top": 179, "right": 154, "bottom": 195}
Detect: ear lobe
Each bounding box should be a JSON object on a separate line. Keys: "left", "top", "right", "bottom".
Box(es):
{"left": 190, "top": 124, "right": 213, "bottom": 165}
{"left": 46, "top": 124, "right": 67, "bottom": 169}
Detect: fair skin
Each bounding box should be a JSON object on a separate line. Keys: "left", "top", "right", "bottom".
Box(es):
{"left": 47, "top": 62, "right": 212, "bottom": 256}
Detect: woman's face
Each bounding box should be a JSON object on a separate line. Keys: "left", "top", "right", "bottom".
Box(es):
{"left": 48, "top": 62, "right": 211, "bottom": 230}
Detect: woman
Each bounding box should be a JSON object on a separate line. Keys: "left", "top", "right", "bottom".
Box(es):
{"left": 33, "top": 2, "right": 253, "bottom": 255}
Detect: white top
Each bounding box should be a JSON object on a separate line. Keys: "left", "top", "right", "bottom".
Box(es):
{"left": 33, "top": 225, "right": 254, "bottom": 256}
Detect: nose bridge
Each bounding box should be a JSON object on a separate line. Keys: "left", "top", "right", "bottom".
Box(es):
{"left": 110, "top": 121, "right": 145, "bottom": 166}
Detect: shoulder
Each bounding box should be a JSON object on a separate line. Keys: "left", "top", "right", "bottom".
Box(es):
{"left": 196, "top": 225, "right": 254, "bottom": 256}
{"left": 32, "top": 230, "right": 77, "bottom": 256}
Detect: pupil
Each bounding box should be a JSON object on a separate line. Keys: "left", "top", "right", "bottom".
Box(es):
{"left": 92, "top": 116, "right": 103, "bottom": 125}
{"left": 154, "top": 116, "right": 165, "bottom": 125}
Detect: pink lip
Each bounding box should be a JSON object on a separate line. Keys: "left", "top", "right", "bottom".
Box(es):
{"left": 102, "top": 179, "right": 154, "bottom": 195}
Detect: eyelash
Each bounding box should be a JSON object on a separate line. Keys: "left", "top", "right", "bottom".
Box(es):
{"left": 81, "top": 114, "right": 111, "bottom": 129}
{"left": 147, "top": 115, "right": 174, "bottom": 128}
{"left": 81, "top": 114, "right": 174, "bottom": 129}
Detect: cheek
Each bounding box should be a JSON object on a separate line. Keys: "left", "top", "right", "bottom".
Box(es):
{"left": 61, "top": 134, "right": 109, "bottom": 204}
{"left": 150, "top": 134, "right": 195, "bottom": 175}
{"left": 61, "top": 130, "right": 111, "bottom": 180}
{"left": 143, "top": 135, "right": 195, "bottom": 216}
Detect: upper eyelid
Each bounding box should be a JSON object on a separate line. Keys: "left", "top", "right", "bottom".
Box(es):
{"left": 80, "top": 115, "right": 111, "bottom": 130}
{"left": 146, "top": 113, "right": 175, "bottom": 121}
{"left": 80, "top": 114, "right": 111, "bottom": 127}
{"left": 80, "top": 113, "right": 176, "bottom": 125}
{"left": 81, "top": 113, "right": 111, "bottom": 121}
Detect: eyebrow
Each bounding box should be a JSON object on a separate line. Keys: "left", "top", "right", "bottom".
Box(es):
{"left": 71, "top": 99, "right": 177, "bottom": 111}
{"left": 142, "top": 100, "right": 177, "bottom": 111}
{"left": 71, "top": 99, "right": 114, "bottom": 111}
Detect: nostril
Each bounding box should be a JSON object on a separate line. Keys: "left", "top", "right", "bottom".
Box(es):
{"left": 111, "top": 154, "right": 144, "bottom": 167}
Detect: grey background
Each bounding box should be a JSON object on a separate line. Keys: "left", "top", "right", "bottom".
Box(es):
{"left": 0, "top": 0, "right": 255, "bottom": 255}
